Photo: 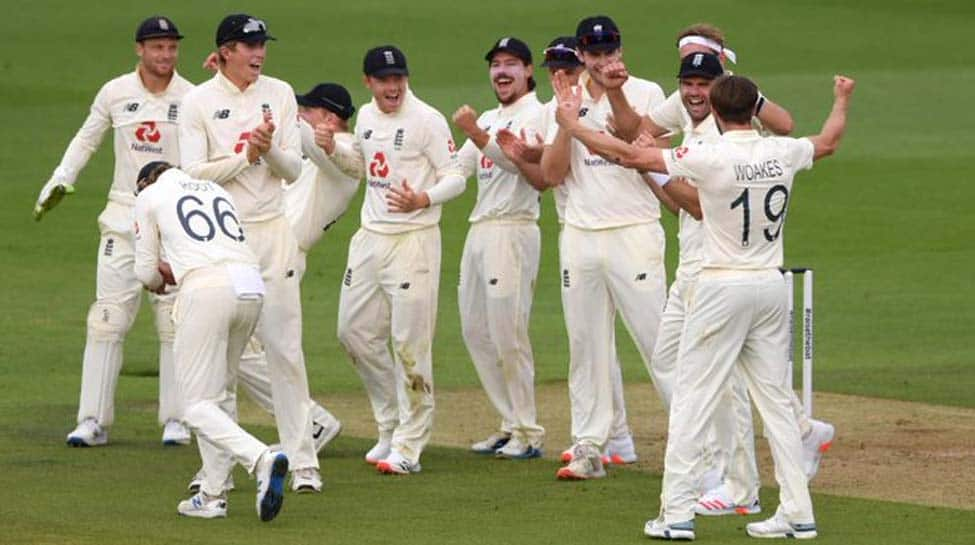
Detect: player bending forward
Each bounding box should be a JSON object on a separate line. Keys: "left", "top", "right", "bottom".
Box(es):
{"left": 557, "top": 72, "right": 854, "bottom": 540}
{"left": 133, "top": 162, "right": 288, "bottom": 522}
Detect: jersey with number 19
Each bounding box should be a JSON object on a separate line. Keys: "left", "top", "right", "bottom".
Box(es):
{"left": 663, "top": 130, "right": 814, "bottom": 269}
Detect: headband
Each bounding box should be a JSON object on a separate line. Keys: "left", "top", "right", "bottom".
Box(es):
{"left": 677, "top": 36, "right": 737, "bottom": 64}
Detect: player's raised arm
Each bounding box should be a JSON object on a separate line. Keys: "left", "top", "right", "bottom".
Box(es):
{"left": 808, "top": 75, "right": 855, "bottom": 160}
{"left": 755, "top": 93, "right": 795, "bottom": 135}
{"left": 540, "top": 72, "right": 575, "bottom": 187}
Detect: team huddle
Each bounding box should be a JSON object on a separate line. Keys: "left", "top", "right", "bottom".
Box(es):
{"left": 35, "top": 11, "right": 855, "bottom": 540}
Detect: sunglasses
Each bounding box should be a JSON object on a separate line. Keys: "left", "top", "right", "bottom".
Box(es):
{"left": 578, "top": 31, "right": 620, "bottom": 48}
{"left": 241, "top": 18, "right": 268, "bottom": 34}
{"left": 543, "top": 46, "right": 582, "bottom": 65}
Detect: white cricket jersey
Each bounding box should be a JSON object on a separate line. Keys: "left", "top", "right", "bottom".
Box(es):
{"left": 354, "top": 89, "right": 463, "bottom": 234}
{"left": 179, "top": 71, "right": 302, "bottom": 223}
{"left": 134, "top": 169, "right": 258, "bottom": 287}
{"left": 545, "top": 72, "right": 666, "bottom": 229}
{"left": 283, "top": 120, "right": 359, "bottom": 252}
{"left": 663, "top": 130, "right": 815, "bottom": 270}
{"left": 457, "top": 92, "right": 544, "bottom": 223}
{"left": 649, "top": 94, "right": 721, "bottom": 283}
{"left": 535, "top": 99, "right": 568, "bottom": 223}
{"left": 48, "top": 69, "right": 193, "bottom": 206}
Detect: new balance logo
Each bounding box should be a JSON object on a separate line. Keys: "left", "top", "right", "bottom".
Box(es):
{"left": 124, "top": 102, "right": 139, "bottom": 112}
{"left": 400, "top": 282, "right": 411, "bottom": 290}
{"left": 579, "top": 107, "right": 589, "bottom": 118}
{"left": 635, "top": 273, "right": 647, "bottom": 281}
{"left": 312, "top": 424, "right": 325, "bottom": 440}
{"left": 363, "top": 129, "right": 373, "bottom": 140}
{"left": 213, "top": 109, "right": 230, "bottom": 119}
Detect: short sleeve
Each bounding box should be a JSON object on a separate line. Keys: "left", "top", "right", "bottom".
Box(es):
{"left": 649, "top": 91, "right": 686, "bottom": 134}
{"left": 661, "top": 141, "right": 711, "bottom": 187}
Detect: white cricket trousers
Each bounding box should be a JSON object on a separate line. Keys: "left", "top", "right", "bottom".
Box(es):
{"left": 652, "top": 277, "right": 760, "bottom": 502}
{"left": 174, "top": 266, "right": 267, "bottom": 497}
{"left": 241, "top": 216, "right": 317, "bottom": 471}
{"left": 459, "top": 220, "right": 544, "bottom": 447}
{"left": 560, "top": 222, "right": 666, "bottom": 448}
{"left": 337, "top": 226, "right": 440, "bottom": 465}
{"left": 661, "top": 269, "right": 813, "bottom": 526}
{"left": 77, "top": 200, "right": 180, "bottom": 427}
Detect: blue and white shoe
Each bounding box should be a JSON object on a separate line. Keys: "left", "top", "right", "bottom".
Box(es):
{"left": 255, "top": 450, "right": 289, "bottom": 522}
{"left": 495, "top": 439, "right": 542, "bottom": 460}
{"left": 178, "top": 491, "right": 227, "bottom": 519}
{"left": 66, "top": 418, "right": 107, "bottom": 447}
{"left": 471, "top": 433, "right": 511, "bottom": 454}
{"left": 644, "top": 517, "right": 696, "bottom": 540}
{"left": 746, "top": 510, "right": 817, "bottom": 539}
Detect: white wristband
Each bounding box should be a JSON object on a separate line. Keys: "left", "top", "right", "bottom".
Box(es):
{"left": 649, "top": 172, "right": 672, "bottom": 187}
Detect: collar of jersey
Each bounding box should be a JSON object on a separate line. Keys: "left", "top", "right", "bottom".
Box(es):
{"left": 497, "top": 91, "right": 538, "bottom": 118}
{"left": 720, "top": 128, "right": 761, "bottom": 140}
{"left": 215, "top": 70, "right": 260, "bottom": 95}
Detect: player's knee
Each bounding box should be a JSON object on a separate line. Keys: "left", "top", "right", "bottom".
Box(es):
{"left": 86, "top": 301, "right": 135, "bottom": 342}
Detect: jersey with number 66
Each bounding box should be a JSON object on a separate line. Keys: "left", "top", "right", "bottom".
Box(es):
{"left": 135, "top": 168, "right": 258, "bottom": 286}
{"left": 663, "top": 131, "right": 815, "bottom": 270}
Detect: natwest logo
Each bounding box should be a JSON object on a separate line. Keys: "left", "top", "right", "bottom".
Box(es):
{"left": 135, "top": 121, "right": 161, "bottom": 143}
{"left": 234, "top": 132, "right": 251, "bottom": 154}
{"left": 369, "top": 151, "right": 390, "bottom": 178}
{"left": 480, "top": 155, "right": 494, "bottom": 170}
{"left": 674, "top": 146, "right": 689, "bottom": 159}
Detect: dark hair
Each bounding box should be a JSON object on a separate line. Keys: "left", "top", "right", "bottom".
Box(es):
{"left": 528, "top": 75, "right": 536, "bottom": 91}
{"left": 136, "top": 161, "right": 173, "bottom": 194}
{"left": 709, "top": 75, "right": 758, "bottom": 124}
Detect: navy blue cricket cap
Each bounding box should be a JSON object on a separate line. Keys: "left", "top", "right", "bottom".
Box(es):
{"left": 576, "top": 15, "right": 621, "bottom": 52}
{"left": 135, "top": 16, "right": 183, "bottom": 42}
{"left": 678, "top": 52, "right": 723, "bottom": 79}
{"left": 541, "top": 36, "right": 583, "bottom": 68}
{"left": 485, "top": 37, "right": 533, "bottom": 65}
{"left": 363, "top": 45, "right": 409, "bottom": 77}
{"left": 296, "top": 83, "right": 356, "bottom": 120}
{"left": 216, "top": 14, "right": 276, "bottom": 47}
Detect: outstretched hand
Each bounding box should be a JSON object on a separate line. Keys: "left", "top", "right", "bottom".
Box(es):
{"left": 387, "top": 179, "right": 429, "bottom": 213}
{"left": 553, "top": 72, "right": 583, "bottom": 129}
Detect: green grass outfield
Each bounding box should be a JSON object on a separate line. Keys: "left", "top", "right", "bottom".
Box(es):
{"left": 1, "top": 0, "right": 973, "bottom": 543}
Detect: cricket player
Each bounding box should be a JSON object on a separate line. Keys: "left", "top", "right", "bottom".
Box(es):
{"left": 35, "top": 16, "right": 193, "bottom": 447}
{"left": 452, "top": 37, "right": 547, "bottom": 459}
{"left": 557, "top": 72, "right": 855, "bottom": 540}
{"left": 627, "top": 28, "right": 836, "bottom": 514}
{"left": 496, "top": 36, "right": 641, "bottom": 467}
{"left": 186, "top": 82, "right": 358, "bottom": 494}
{"left": 539, "top": 16, "right": 668, "bottom": 480}
{"left": 132, "top": 162, "right": 288, "bottom": 522}
{"left": 178, "top": 13, "right": 321, "bottom": 492}
{"left": 320, "top": 45, "right": 465, "bottom": 474}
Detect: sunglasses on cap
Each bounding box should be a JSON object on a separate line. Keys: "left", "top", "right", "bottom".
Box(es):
{"left": 543, "top": 45, "right": 582, "bottom": 65}
{"left": 240, "top": 18, "right": 268, "bottom": 34}
{"left": 578, "top": 31, "right": 620, "bottom": 49}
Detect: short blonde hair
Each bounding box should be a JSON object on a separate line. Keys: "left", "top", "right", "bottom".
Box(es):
{"left": 676, "top": 24, "right": 726, "bottom": 47}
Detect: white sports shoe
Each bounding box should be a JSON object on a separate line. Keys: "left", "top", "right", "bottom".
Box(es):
{"left": 694, "top": 484, "right": 761, "bottom": 516}
{"left": 745, "top": 510, "right": 817, "bottom": 539}
{"left": 556, "top": 443, "right": 606, "bottom": 480}
{"left": 471, "top": 433, "right": 511, "bottom": 454}
{"left": 495, "top": 438, "right": 542, "bottom": 460}
{"left": 187, "top": 468, "right": 235, "bottom": 494}
{"left": 162, "top": 420, "right": 191, "bottom": 446}
{"left": 802, "top": 419, "right": 835, "bottom": 479}
{"left": 178, "top": 491, "right": 228, "bottom": 519}
{"left": 291, "top": 467, "right": 323, "bottom": 493}
{"left": 312, "top": 414, "right": 342, "bottom": 454}
{"left": 364, "top": 436, "right": 392, "bottom": 465}
{"left": 376, "top": 450, "right": 422, "bottom": 475}
{"left": 66, "top": 418, "right": 107, "bottom": 447}
{"left": 602, "top": 433, "right": 638, "bottom": 465}
{"left": 644, "top": 517, "right": 696, "bottom": 540}
{"left": 255, "top": 450, "right": 289, "bottom": 522}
